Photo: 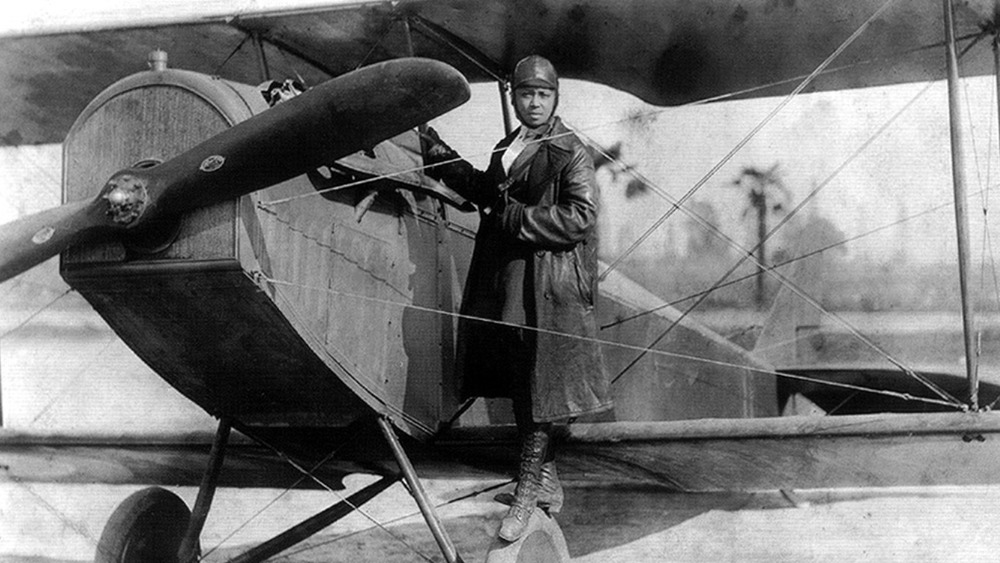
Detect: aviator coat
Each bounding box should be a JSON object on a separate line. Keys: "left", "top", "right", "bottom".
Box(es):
{"left": 433, "top": 117, "right": 612, "bottom": 422}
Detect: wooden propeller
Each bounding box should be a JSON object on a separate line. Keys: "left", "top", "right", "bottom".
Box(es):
{"left": 0, "top": 58, "right": 470, "bottom": 283}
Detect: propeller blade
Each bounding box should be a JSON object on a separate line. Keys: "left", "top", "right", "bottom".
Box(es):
{"left": 140, "top": 57, "right": 471, "bottom": 221}
{"left": 0, "top": 58, "right": 470, "bottom": 284}
{"left": 0, "top": 200, "right": 115, "bottom": 282}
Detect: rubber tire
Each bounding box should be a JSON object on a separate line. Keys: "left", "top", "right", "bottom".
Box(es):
{"left": 94, "top": 486, "right": 192, "bottom": 563}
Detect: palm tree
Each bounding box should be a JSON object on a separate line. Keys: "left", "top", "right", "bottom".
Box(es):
{"left": 732, "top": 164, "right": 790, "bottom": 308}
{"left": 588, "top": 142, "right": 648, "bottom": 199}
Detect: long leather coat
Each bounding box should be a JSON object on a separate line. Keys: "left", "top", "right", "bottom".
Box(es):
{"left": 432, "top": 117, "right": 612, "bottom": 422}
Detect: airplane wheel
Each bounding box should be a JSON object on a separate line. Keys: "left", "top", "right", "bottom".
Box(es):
{"left": 94, "top": 486, "right": 192, "bottom": 563}
{"left": 485, "top": 509, "right": 570, "bottom": 563}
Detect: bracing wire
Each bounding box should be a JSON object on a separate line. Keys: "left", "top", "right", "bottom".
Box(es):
{"left": 598, "top": 0, "right": 902, "bottom": 282}
{"left": 960, "top": 38, "right": 990, "bottom": 379}
{"left": 6, "top": 7, "right": 998, "bottom": 558}
{"left": 258, "top": 274, "right": 961, "bottom": 410}
{"left": 978, "top": 54, "right": 998, "bottom": 317}
{"left": 0, "top": 288, "right": 120, "bottom": 431}
{"left": 575, "top": 120, "right": 961, "bottom": 404}
{"left": 409, "top": 15, "right": 506, "bottom": 83}
{"left": 256, "top": 22, "right": 972, "bottom": 211}
{"left": 981, "top": 91, "right": 1000, "bottom": 322}
{"left": 275, "top": 42, "right": 308, "bottom": 85}
{"left": 248, "top": 265, "right": 438, "bottom": 436}
{"left": 985, "top": 226, "right": 1000, "bottom": 314}
{"left": 28, "top": 335, "right": 117, "bottom": 427}
{"left": 276, "top": 480, "right": 512, "bottom": 560}
{"left": 272, "top": 0, "right": 948, "bottom": 401}
{"left": 213, "top": 32, "right": 252, "bottom": 76}
{"left": 199, "top": 442, "right": 349, "bottom": 560}
{"left": 587, "top": 77, "right": 963, "bottom": 399}
{"left": 353, "top": 16, "right": 400, "bottom": 71}
{"left": 192, "top": 18, "right": 991, "bottom": 553}
{"left": 603, "top": 185, "right": 985, "bottom": 331}
{"left": 261, "top": 168, "right": 953, "bottom": 411}
{"left": 982, "top": 38, "right": 1000, "bottom": 411}
{"left": 251, "top": 9, "right": 983, "bottom": 409}
{"left": 257, "top": 13, "right": 976, "bottom": 210}
{"left": 248, "top": 0, "right": 989, "bottom": 409}
{"left": 268, "top": 454, "right": 437, "bottom": 563}
{"left": 256, "top": 104, "right": 976, "bottom": 406}
{"left": 0, "top": 288, "right": 72, "bottom": 340}
{"left": 202, "top": 430, "right": 435, "bottom": 563}
{"left": 15, "top": 143, "right": 62, "bottom": 187}
{"left": 13, "top": 478, "right": 100, "bottom": 548}
{"left": 199, "top": 485, "right": 299, "bottom": 560}
{"left": 587, "top": 29, "right": 988, "bottom": 401}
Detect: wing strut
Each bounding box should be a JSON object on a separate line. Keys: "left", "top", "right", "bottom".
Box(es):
{"left": 498, "top": 81, "right": 514, "bottom": 135}
{"left": 943, "top": 0, "right": 979, "bottom": 410}
{"left": 252, "top": 31, "right": 272, "bottom": 82}
{"left": 406, "top": 14, "right": 513, "bottom": 133}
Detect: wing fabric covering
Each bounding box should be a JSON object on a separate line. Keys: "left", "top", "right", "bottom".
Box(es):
{"left": 0, "top": 0, "right": 994, "bottom": 145}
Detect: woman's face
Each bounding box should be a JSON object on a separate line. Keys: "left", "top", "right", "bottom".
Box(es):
{"left": 513, "top": 87, "right": 556, "bottom": 128}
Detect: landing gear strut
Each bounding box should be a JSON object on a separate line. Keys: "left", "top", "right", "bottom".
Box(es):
{"left": 93, "top": 416, "right": 231, "bottom": 563}
{"left": 377, "top": 416, "right": 464, "bottom": 563}
{"left": 92, "top": 416, "right": 466, "bottom": 562}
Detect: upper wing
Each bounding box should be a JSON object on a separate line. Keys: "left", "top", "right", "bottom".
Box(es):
{"left": 1, "top": 0, "right": 995, "bottom": 145}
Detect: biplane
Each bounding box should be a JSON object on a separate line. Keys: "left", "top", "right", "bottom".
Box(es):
{"left": 4, "top": 0, "right": 1000, "bottom": 561}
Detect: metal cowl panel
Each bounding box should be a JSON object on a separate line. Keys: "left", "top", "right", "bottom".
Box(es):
{"left": 58, "top": 67, "right": 456, "bottom": 441}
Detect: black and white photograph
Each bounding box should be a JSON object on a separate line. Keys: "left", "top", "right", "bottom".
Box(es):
{"left": 2, "top": 1, "right": 1000, "bottom": 561}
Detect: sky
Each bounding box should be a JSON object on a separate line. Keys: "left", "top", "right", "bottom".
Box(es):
{"left": 429, "top": 75, "right": 1000, "bottom": 269}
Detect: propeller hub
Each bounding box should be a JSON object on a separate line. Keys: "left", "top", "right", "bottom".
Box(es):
{"left": 102, "top": 173, "right": 148, "bottom": 225}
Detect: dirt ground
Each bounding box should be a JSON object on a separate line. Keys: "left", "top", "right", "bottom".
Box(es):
{"left": 3, "top": 477, "right": 999, "bottom": 562}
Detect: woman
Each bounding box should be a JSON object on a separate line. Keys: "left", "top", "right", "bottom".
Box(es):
{"left": 424, "top": 55, "right": 612, "bottom": 542}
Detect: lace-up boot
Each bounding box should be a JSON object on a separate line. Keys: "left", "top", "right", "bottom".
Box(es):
{"left": 498, "top": 429, "right": 548, "bottom": 541}
{"left": 495, "top": 460, "right": 563, "bottom": 514}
